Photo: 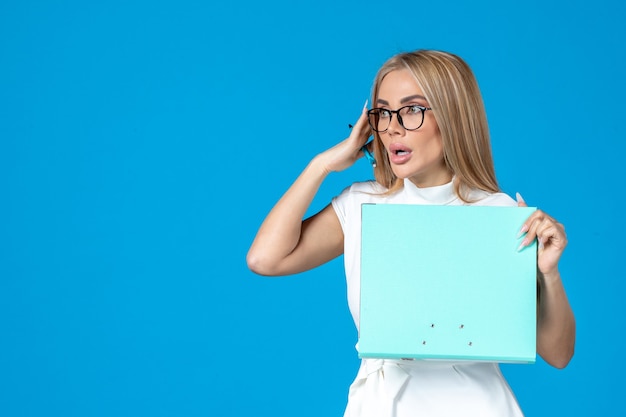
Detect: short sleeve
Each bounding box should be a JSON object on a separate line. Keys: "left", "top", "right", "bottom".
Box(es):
{"left": 331, "top": 185, "right": 352, "bottom": 232}
{"left": 331, "top": 181, "right": 383, "bottom": 233}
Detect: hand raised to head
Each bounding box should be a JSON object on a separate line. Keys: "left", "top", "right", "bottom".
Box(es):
{"left": 318, "top": 101, "right": 373, "bottom": 173}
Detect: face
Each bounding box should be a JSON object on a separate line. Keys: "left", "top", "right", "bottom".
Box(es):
{"left": 375, "top": 69, "right": 452, "bottom": 188}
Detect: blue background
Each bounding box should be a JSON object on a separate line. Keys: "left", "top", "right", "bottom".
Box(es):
{"left": 1, "top": 0, "right": 624, "bottom": 415}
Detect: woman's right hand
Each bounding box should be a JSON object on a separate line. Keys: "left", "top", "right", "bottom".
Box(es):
{"left": 318, "top": 102, "right": 373, "bottom": 173}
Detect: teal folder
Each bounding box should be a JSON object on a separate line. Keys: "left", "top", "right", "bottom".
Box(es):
{"left": 358, "top": 204, "right": 537, "bottom": 363}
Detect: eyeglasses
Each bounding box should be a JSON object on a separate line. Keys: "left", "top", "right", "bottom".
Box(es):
{"left": 367, "top": 105, "right": 432, "bottom": 132}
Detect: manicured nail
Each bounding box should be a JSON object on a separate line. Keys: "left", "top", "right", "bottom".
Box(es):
{"left": 364, "top": 99, "right": 369, "bottom": 111}
{"left": 517, "top": 237, "right": 529, "bottom": 252}
{"left": 538, "top": 237, "right": 544, "bottom": 250}
{"left": 516, "top": 192, "right": 525, "bottom": 204}
{"left": 516, "top": 224, "right": 529, "bottom": 239}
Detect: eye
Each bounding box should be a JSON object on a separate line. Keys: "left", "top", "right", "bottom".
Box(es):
{"left": 407, "top": 105, "right": 423, "bottom": 114}
{"left": 379, "top": 109, "right": 392, "bottom": 119}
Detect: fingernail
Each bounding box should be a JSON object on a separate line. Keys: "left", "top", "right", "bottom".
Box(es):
{"left": 538, "top": 237, "right": 544, "bottom": 250}
{"left": 364, "top": 99, "right": 369, "bottom": 110}
{"left": 516, "top": 192, "right": 525, "bottom": 204}
{"left": 517, "top": 237, "right": 529, "bottom": 252}
{"left": 516, "top": 224, "right": 528, "bottom": 239}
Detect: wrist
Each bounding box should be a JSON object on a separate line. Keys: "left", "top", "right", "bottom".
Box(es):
{"left": 539, "top": 269, "right": 561, "bottom": 287}
{"left": 310, "top": 153, "right": 333, "bottom": 176}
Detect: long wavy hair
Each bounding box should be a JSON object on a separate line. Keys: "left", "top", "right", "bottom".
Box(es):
{"left": 370, "top": 50, "right": 499, "bottom": 202}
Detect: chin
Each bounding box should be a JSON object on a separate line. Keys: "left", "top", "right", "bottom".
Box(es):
{"left": 391, "top": 166, "right": 417, "bottom": 180}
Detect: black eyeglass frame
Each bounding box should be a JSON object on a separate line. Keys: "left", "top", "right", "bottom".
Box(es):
{"left": 367, "top": 105, "right": 433, "bottom": 132}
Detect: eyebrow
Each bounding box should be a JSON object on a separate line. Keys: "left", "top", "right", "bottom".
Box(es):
{"left": 377, "top": 94, "right": 428, "bottom": 106}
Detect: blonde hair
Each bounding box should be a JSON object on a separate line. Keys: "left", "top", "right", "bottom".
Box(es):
{"left": 370, "top": 50, "right": 499, "bottom": 202}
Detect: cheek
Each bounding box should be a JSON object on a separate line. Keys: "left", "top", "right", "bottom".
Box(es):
{"left": 419, "top": 133, "right": 443, "bottom": 153}
{"left": 419, "top": 139, "right": 445, "bottom": 164}
{"left": 429, "top": 128, "right": 444, "bottom": 150}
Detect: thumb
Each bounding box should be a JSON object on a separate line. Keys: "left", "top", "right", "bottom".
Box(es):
{"left": 516, "top": 192, "right": 528, "bottom": 207}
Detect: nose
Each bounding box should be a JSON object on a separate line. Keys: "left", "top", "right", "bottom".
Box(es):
{"left": 386, "top": 112, "right": 404, "bottom": 135}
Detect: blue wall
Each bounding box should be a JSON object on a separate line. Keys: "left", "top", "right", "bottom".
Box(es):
{"left": 1, "top": 0, "right": 624, "bottom": 415}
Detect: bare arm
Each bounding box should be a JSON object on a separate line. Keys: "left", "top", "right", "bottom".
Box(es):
{"left": 536, "top": 269, "right": 575, "bottom": 368}
{"left": 247, "top": 103, "right": 372, "bottom": 276}
{"left": 246, "top": 158, "right": 343, "bottom": 276}
{"left": 517, "top": 195, "right": 575, "bottom": 368}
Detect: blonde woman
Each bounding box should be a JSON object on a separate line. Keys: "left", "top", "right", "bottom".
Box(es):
{"left": 247, "top": 50, "right": 575, "bottom": 416}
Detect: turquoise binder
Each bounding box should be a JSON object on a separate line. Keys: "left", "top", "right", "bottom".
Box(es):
{"left": 358, "top": 204, "right": 537, "bottom": 363}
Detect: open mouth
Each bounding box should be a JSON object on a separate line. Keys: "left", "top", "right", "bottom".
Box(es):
{"left": 388, "top": 143, "right": 413, "bottom": 164}
{"left": 389, "top": 143, "right": 412, "bottom": 155}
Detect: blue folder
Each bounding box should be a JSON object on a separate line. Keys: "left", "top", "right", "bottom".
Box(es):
{"left": 358, "top": 204, "right": 537, "bottom": 363}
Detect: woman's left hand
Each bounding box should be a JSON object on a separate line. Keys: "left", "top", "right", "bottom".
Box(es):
{"left": 516, "top": 193, "right": 567, "bottom": 278}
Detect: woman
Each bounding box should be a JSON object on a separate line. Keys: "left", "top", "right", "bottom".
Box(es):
{"left": 247, "top": 50, "right": 575, "bottom": 416}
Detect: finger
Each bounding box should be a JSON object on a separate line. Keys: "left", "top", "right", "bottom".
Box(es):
{"left": 517, "top": 209, "right": 546, "bottom": 251}
{"left": 535, "top": 219, "right": 553, "bottom": 251}
{"left": 515, "top": 193, "right": 530, "bottom": 241}
{"left": 349, "top": 110, "right": 373, "bottom": 151}
{"left": 524, "top": 211, "right": 556, "bottom": 249}
{"left": 355, "top": 103, "right": 371, "bottom": 134}
{"left": 349, "top": 123, "right": 373, "bottom": 151}
{"left": 516, "top": 202, "right": 550, "bottom": 241}
{"left": 536, "top": 217, "right": 567, "bottom": 249}
{"left": 517, "top": 207, "right": 565, "bottom": 253}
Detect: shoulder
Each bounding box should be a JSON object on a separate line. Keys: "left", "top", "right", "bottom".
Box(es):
{"left": 331, "top": 181, "right": 387, "bottom": 226}
{"left": 333, "top": 180, "right": 387, "bottom": 201}
{"left": 468, "top": 189, "right": 517, "bottom": 207}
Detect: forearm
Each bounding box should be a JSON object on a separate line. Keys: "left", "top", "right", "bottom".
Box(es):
{"left": 536, "top": 270, "right": 576, "bottom": 368}
{"left": 247, "top": 155, "right": 330, "bottom": 274}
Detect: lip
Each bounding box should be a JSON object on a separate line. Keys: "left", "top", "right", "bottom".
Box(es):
{"left": 388, "top": 142, "right": 413, "bottom": 165}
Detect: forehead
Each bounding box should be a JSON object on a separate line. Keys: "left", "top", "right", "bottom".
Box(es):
{"left": 377, "top": 69, "right": 425, "bottom": 102}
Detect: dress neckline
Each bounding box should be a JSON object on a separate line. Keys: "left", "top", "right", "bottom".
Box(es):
{"left": 401, "top": 178, "right": 459, "bottom": 205}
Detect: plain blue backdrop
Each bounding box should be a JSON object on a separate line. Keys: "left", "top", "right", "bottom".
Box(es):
{"left": 1, "top": 0, "right": 624, "bottom": 415}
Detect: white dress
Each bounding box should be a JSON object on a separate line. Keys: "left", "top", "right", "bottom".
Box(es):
{"left": 331, "top": 179, "right": 525, "bottom": 417}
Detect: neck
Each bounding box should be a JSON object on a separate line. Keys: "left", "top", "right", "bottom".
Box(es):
{"left": 407, "top": 170, "right": 454, "bottom": 188}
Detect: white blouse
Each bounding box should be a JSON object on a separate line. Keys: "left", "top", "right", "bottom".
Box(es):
{"left": 331, "top": 179, "right": 525, "bottom": 417}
